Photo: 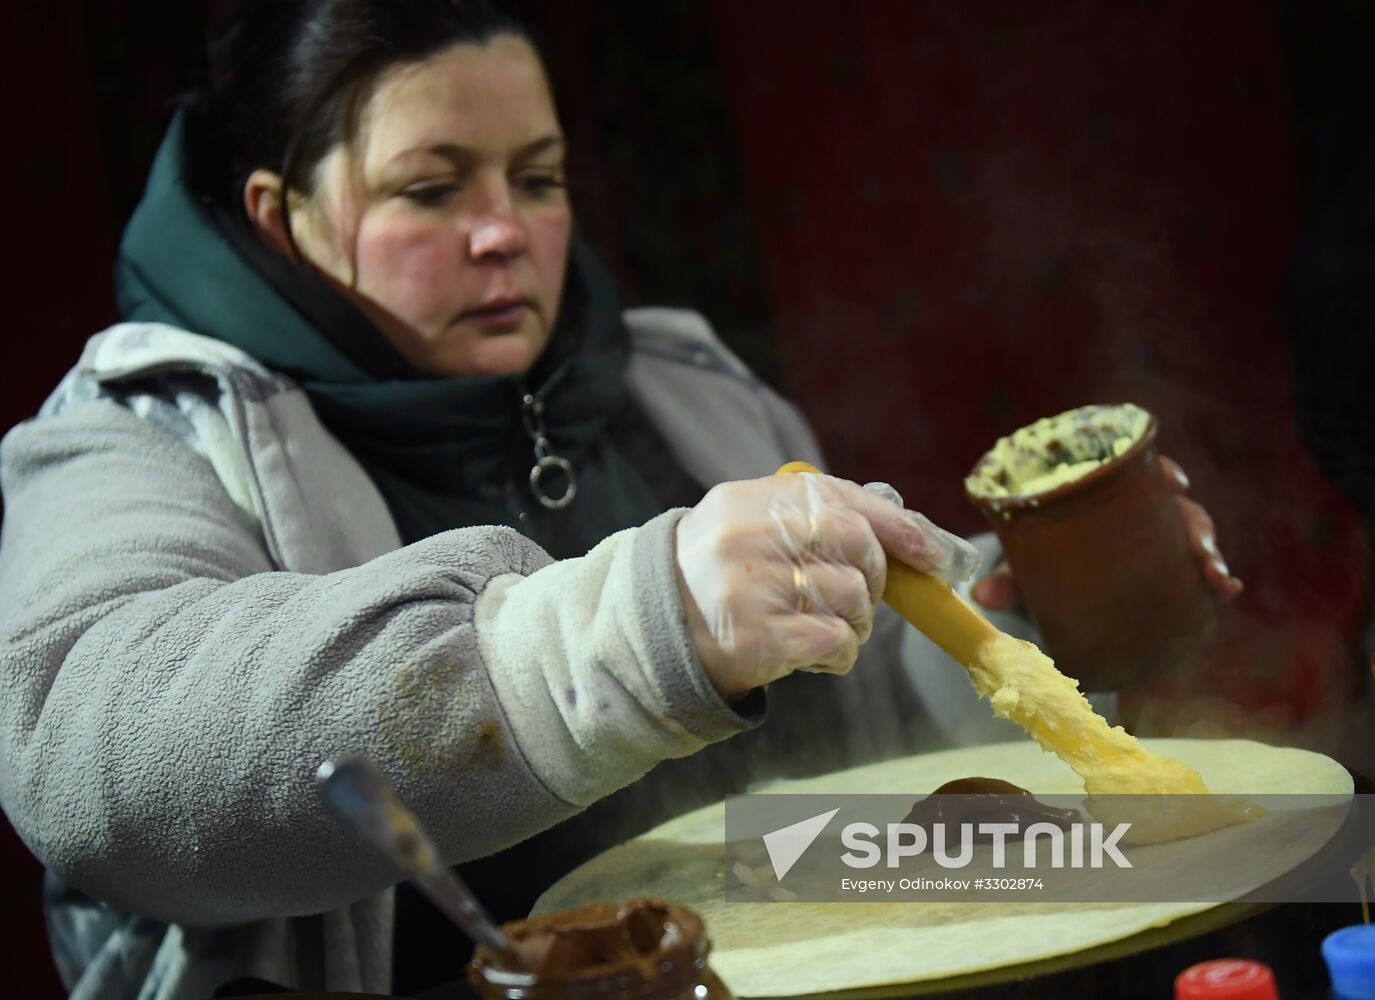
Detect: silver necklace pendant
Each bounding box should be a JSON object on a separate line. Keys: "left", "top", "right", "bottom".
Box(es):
{"left": 521, "top": 394, "right": 577, "bottom": 510}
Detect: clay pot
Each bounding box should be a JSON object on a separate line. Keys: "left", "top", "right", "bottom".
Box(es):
{"left": 965, "top": 406, "right": 1220, "bottom": 691}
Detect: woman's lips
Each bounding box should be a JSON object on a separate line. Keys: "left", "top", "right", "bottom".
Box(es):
{"left": 458, "top": 298, "right": 531, "bottom": 332}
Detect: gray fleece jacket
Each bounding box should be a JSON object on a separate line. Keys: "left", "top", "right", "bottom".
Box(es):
{"left": 0, "top": 307, "right": 1023, "bottom": 1000}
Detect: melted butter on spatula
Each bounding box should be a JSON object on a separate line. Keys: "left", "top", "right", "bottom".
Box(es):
{"left": 970, "top": 632, "right": 1261, "bottom": 843}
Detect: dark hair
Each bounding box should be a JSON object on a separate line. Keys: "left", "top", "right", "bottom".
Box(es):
{"left": 184, "top": 0, "right": 539, "bottom": 253}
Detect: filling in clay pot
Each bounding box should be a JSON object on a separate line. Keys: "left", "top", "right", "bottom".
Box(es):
{"left": 965, "top": 403, "right": 1151, "bottom": 500}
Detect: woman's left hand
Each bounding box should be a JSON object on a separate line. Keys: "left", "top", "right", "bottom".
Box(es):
{"left": 971, "top": 456, "right": 1245, "bottom": 611}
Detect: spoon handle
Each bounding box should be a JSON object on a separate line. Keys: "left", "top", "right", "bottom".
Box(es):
{"left": 317, "top": 756, "right": 515, "bottom": 958}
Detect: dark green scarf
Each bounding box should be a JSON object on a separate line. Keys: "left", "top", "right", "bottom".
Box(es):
{"left": 115, "top": 113, "right": 665, "bottom": 557}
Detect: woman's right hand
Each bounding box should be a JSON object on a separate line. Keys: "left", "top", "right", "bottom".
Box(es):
{"left": 675, "top": 472, "right": 978, "bottom": 699}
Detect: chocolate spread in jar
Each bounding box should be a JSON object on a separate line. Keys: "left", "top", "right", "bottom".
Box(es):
{"left": 902, "top": 777, "right": 1081, "bottom": 848}
{"left": 468, "top": 897, "right": 730, "bottom": 1000}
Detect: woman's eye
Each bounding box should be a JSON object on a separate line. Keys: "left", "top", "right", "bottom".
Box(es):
{"left": 517, "top": 171, "right": 567, "bottom": 198}
{"left": 400, "top": 183, "right": 459, "bottom": 208}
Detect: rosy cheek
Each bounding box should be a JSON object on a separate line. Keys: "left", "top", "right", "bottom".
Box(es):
{"left": 354, "top": 219, "right": 466, "bottom": 329}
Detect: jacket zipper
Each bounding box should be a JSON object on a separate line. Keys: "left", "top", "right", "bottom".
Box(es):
{"left": 519, "top": 392, "right": 577, "bottom": 510}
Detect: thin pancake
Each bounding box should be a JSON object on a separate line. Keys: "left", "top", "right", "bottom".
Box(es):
{"left": 533, "top": 739, "right": 1352, "bottom": 997}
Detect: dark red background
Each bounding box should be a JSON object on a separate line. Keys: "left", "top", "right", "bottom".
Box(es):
{"left": 2, "top": 2, "right": 1371, "bottom": 996}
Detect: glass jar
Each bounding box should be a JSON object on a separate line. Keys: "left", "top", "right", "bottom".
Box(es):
{"left": 467, "top": 897, "right": 731, "bottom": 1000}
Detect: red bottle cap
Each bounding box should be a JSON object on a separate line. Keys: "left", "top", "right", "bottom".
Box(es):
{"left": 1175, "top": 959, "right": 1278, "bottom": 1000}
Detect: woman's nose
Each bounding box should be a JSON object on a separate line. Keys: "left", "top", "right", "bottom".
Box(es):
{"left": 467, "top": 200, "right": 527, "bottom": 260}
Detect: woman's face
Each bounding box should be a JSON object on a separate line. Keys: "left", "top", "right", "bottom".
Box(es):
{"left": 289, "top": 36, "right": 572, "bottom": 378}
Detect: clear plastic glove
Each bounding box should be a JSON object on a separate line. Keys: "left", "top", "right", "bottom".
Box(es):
{"left": 675, "top": 471, "right": 981, "bottom": 699}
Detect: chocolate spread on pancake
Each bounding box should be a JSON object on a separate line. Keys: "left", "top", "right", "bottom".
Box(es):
{"left": 903, "top": 777, "right": 1080, "bottom": 846}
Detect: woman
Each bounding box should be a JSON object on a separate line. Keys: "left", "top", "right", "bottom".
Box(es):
{"left": 0, "top": 2, "right": 1235, "bottom": 998}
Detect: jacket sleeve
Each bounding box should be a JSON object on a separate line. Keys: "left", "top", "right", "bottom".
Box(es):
{"left": 0, "top": 400, "right": 756, "bottom": 926}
